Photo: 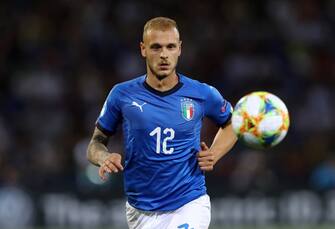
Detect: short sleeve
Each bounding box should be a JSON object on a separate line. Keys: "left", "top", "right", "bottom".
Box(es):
{"left": 96, "top": 85, "right": 122, "bottom": 135}
{"left": 204, "top": 84, "right": 233, "bottom": 127}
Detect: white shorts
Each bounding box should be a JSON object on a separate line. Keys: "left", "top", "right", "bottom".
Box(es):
{"left": 126, "top": 194, "right": 211, "bottom": 229}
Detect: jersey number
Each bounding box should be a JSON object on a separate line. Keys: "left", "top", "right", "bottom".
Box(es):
{"left": 149, "top": 127, "right": 175, "bottom": 154}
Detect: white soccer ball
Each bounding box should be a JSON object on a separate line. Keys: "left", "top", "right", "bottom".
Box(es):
{"left": 232, "top": 91, "right": 290, "bottom": 149}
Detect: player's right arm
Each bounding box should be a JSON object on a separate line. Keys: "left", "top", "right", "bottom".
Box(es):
{"left": 87, "top": 127, "right": 123, "bottom": 180}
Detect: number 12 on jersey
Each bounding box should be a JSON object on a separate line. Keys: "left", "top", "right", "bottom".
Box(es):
{"left": 149, "top": 127, "right": 175, "bottom": 154}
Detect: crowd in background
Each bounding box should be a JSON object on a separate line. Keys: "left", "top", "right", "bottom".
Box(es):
{"left": 0, "top": 0, "right": 335, "bottom": 199}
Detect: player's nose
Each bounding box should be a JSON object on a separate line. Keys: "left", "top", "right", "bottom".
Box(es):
{"left": 160, "top": 48, "right": 168, "bottom": 59}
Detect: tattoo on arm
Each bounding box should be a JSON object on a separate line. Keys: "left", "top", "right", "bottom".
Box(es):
{"left": 93, "top": 134, "right": 109, "bottom": 146}
{"left": 87, "top": 128, "right": 111, "bottom": 166}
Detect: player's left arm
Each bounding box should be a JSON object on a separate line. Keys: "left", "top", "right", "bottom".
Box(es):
{"left": 198, "top": 84, "right": 238, "bottom": 171}
{"left": 197, "top": 122, "right": 237, "bottom": 171}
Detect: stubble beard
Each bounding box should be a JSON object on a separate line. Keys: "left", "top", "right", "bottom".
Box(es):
{"left": 155, "top": 74, "right": 168, "bottom": 81}
{"left": 148, "top": 61, "right": 177, "bottom": 81}
{"left": 148, "top": 64, "right": 170, "bottom": 81}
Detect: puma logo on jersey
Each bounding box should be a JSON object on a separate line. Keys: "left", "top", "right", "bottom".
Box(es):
{"left": 131, "top": 101, "right": 147, "bottom": 112}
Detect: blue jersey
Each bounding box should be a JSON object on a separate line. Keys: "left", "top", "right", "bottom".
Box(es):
{"left": 96, "top": 74, "right": 232, "bottom": 211}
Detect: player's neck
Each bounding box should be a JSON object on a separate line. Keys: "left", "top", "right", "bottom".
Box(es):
{"left": 146, "top": 72, "right": 179, "bottom": 92}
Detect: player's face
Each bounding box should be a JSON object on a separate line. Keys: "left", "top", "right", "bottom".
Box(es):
{"left": 141, "top": 28, "right": 182, "bottom": 80}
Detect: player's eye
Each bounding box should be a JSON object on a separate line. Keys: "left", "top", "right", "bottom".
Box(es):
{"left": 167, "top": 44, "right": 177, "bottom": 49}
{"left": 150, "top": 44, "right": 161, "bottom": 51}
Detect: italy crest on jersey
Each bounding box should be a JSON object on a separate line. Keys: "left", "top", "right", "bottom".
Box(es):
{"left": 181, "top": 98, "right": 194, "bottom": 121}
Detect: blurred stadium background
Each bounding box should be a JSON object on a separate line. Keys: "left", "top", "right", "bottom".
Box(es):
{"left": 0, "top": 0, "right": 335, "bottom": 228}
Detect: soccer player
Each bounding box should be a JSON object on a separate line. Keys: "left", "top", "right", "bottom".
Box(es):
{"left": 87, "top": 17, "right": 237, "bottom": 229}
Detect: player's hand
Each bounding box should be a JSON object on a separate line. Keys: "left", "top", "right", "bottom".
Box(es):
{"left": 99, "top": 153, "right": 124, "bottom": 181}
{"left": 197, "top": 142, "right": 215, "bottom": 171}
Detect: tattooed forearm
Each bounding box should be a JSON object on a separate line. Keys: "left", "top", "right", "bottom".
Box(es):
{"left": 93, "top": 134, "right": 109, "bottom": 146}
{"left": 87, "top": 127, "right": 112, "bottom": 166}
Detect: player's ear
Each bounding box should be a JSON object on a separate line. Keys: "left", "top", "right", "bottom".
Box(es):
{"left": 178, "top": 40, "right": 182, "bottom": 56}
{"left": 140, "top": 42, "right": 146, "bottom": 58}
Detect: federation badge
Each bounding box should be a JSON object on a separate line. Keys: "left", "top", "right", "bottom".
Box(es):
{"left": 181, "top": 98, "right": 194, "bottom": 121}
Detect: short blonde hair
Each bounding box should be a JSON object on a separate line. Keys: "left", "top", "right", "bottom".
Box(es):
{"left": 143, "top": 17, "right": 179, "bottom": 41}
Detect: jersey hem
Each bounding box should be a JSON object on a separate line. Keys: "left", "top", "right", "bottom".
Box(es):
{"left": 218, "top": 113, "right": 232, "bottom": 128}
{"left": 127, "top": 190, "right": 207, "bottom": 212}
{"left": 96, "top": 122, "right": 115, "bottom": 136}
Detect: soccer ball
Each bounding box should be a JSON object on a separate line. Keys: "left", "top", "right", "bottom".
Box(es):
{"left": 232, "top": 91, "right": 290, "bottom": 149}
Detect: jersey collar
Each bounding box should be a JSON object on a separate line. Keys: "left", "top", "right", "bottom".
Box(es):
{"left": 143, "top": 74, "right": 183, "bottom": 97}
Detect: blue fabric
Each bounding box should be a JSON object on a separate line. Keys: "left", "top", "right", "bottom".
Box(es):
{"left": 96, "top": 74, "right": 232, "bottom": 211}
